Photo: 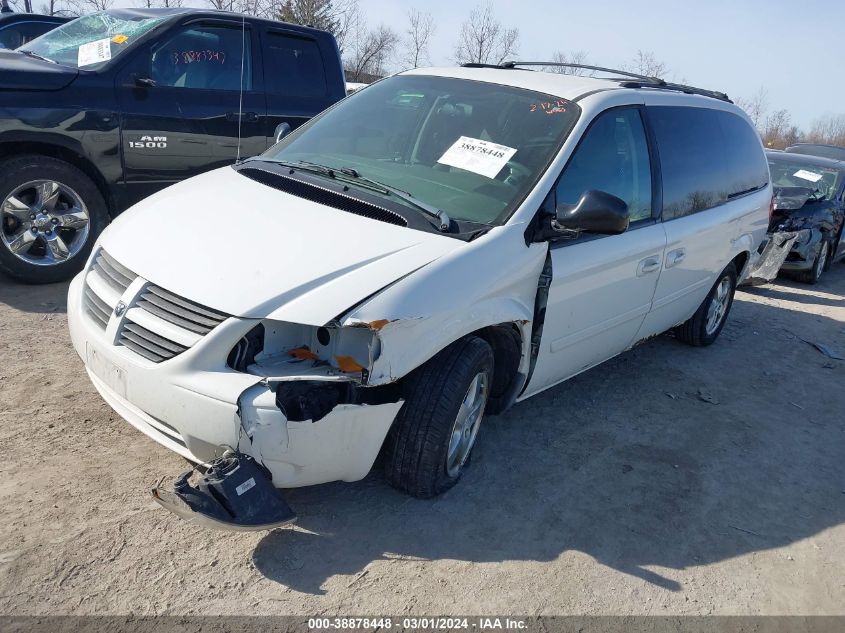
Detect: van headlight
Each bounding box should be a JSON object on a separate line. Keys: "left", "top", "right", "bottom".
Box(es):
{"left": 227, "top": 320, "right": 381, "bottom": 381}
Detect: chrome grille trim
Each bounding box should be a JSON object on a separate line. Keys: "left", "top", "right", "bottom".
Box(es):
{"left": 137, "top": 285, "right": 227, "bottom": 335}
{"left": 93, "top": 249, "right": 136, "bottom": 294}
{"left": 81, "top": 248, "right": 230, "bottom": 363}
{"left": 118, "top": 320, "right": 188, "bottom": 363}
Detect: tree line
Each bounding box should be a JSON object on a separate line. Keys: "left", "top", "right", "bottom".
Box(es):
{"left": 7, "top": 0, "right": 844, "bottom": 149}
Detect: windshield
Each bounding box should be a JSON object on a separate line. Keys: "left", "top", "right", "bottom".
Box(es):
{"left": 768, "top": 156, "right": 843, "bottom": 200}
{"left": 261, "top": 75, "right": 581, "bottom": 226}
{"left": 20, "top": 11, "right": 167, "bottom": 68}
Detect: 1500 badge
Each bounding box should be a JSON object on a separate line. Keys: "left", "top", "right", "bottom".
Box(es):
{"left": 129, "top": 135, "right": 167, "bottom": 149}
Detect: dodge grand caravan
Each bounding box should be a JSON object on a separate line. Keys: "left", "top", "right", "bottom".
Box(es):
{"left": 0, "top": 8, "right": 344, "bottom": 284}
{"left": 68, "top": 63, "right": 771, "bottom": 529}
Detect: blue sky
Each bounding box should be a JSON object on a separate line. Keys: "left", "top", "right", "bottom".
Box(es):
{"left": 357, "top": 0, "right": 844, "bottom": 131}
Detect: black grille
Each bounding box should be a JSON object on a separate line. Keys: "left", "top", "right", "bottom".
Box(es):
{"left": 136, "top": 285, "right": 229, "bottom": 336}
{"left": 118, "top": 320, "right": 188, "bottom": 363}
{"left": 239, "top": 167, "right": 408, "bottom": 228}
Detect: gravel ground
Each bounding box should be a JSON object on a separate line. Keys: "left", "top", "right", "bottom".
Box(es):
{"left": 1, "top": 265, "right": 843, "bottom": 616}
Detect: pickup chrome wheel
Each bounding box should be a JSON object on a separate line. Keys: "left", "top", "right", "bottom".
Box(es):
{"left": 0, "top": 155, "right": 107, "bottom": 284}
{"left": 1, "top": 180, "right": 90, "bottom": 266}
{"left": 383, "top": 336, "right": 494, "bottom": 498}
{"left": 675, "top": 262, "right": 737, "bottom": 347}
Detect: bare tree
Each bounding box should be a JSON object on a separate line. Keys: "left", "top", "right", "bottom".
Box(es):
{"left": 735, "top": 87, "right": 768, "bottom": 130}
{"left": 72, "top": 0, "right": 112, "bottom": 11}
{"left": 346, "top": 22, "right": 398, "bottom": 82}
{"left": 38, "top": 0, "right": 76, "bottom": 14}
{"left": 399, "top": 8, "right": 434, "bottom": 69}
{"left": 277, "top": 0, "right": 358, "bottom": 53}
{"left": 807, "top": 113, "right": 845, "bottom": 146}
{"left": 547, "top": 50, "right": 592, "bottom": 75}
{"left": 761, "top": 109, "right": 801, "bottom": 149}
{"left": 136, "top": 0, "right": 182, "bottom": 7}
{"left": 453, "top": 1, "right": 519, "bottom": 66}
{"left": 623, "top": 50, "right": 668, "bottom": 78}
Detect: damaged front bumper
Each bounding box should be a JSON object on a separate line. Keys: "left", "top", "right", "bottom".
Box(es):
{"left": 67, "top": 274, "right": 404, "bottom": 493}
{"left": 741, "top": 230, "right": 806, "bottom": 285}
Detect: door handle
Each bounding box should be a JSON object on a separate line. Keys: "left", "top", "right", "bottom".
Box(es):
{"left": 226, "top": 111, "right": 259, "bottom": 123}
{"left": 666, "top": 248, "right": 686, "bottom": 268}
{"left": 637, "top": 255, "right": 661, "bottom": 276}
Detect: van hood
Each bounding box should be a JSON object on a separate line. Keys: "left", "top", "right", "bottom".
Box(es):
{"left": 101, "top": 167, "right": 463, "bottom": 325}
{"left": 0, "top": 49, "right": 79, "bottom": 91}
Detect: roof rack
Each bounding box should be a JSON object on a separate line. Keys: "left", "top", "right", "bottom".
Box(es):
{"left": 460, "top": 61, "right": 732, "bottom": 103}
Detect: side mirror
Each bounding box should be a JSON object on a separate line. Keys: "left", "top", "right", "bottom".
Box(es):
{"left": 274, "top": 122, "right": 292, "bottom": 143}
{"left": 554, "top": 189, "right": 630, "bottom": 236}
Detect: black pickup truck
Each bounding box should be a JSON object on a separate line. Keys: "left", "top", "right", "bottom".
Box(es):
{"left": 0, "top": 8, "right": 345, "bottom": 282}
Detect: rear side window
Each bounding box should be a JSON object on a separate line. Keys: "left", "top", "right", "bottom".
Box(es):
{"left": 0, "top": 22, "right": 55, "bottom": 49}
{"left": 716, "top": 111, "right": 768, "bottom": 198}
{"left": 264, "top": 33, "right": 327, "bottom": 97}
{"left": 649, "top": 106, "right": 727, "bottom": 219}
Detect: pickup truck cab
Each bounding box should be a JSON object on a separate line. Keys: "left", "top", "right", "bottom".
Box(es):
{"left": 68, "top": 64, "right": 771, "bottom": 528}
{"left": 0, "top": 8, "right": 345, "bottom": 283}
{"left": 0, "top": 12, "right": 69, "bottom": 50}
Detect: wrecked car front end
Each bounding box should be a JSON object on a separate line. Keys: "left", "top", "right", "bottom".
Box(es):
{"left": 743, "top": 186, "right": 842, "bottom": 283}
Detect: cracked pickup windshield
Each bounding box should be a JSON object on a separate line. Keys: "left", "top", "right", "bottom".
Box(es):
{"left": 20, "top": 10, "right": 167, "bottom": 68}
{"left": 262, "top": 75, "right": 581, "bottom": 226}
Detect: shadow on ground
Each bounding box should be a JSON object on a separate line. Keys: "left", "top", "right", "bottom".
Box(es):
{"left": 0, "top": 274, "right": 69, "bottom": 314}
{"left": 252, "top": 267, "right": 845, "bottom": 595}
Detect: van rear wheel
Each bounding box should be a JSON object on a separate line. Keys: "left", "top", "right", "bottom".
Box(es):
{"left": 675, "top": 262, "right": 737, "bottom": 347}
{"left": 383, "top": 336, "right": 494, "bottom": 498}
{"left": 0, "top": 155, "right": 108, "bottom": 284}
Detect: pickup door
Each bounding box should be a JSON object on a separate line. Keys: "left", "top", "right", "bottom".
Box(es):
{"left": 117, "top": 18, "right": 267, "bottom": 207}
{"left": 523, "top": 105, "right": 667, "bottom": 397}
{"left": 260, "top": 26, "right": 340, "bottom": 143}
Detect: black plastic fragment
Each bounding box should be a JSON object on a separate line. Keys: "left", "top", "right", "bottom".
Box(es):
{"left": 151, "top": 451, "right": 296, "bottom": 531}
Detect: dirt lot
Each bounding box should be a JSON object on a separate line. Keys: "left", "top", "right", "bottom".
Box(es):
{"left": 0, "top": 265, "right": 843, "bottom": 616}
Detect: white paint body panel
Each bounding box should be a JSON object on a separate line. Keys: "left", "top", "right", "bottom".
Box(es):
{"left": 67, "top": 68, "right": 769, "bottom": 490}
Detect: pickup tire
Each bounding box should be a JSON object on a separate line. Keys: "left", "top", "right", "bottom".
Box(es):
{"left": 383, "top": 336, "right": 494, "bottom": 498}
{"left": 675, "top": 262, "right": 737, "bottom": 347}
{"left": 0, "top": 155, "right": 108, "bottom": 284}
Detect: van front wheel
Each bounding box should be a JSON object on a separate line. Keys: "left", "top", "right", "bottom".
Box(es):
{"left": 675, "top": 262, "right": 737, "bottom": 347}
{"left": 383, "top": 336, "right": 494, "bottom": 498}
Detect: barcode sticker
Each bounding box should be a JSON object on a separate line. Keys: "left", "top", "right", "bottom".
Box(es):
{"left": 78, "top": 38, "right": 112, "bottom": 67}
{"left": 793, "top": 169, "right": 823, "bottom": 183}
{"left": 235, "top": 477, "right": 256, "bottom": 496}
{"left": 437, "top": 136, "right": 517, "bottom": 179}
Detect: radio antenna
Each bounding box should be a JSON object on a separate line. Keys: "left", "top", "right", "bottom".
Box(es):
{"left": 235, "top": 4, "right": 246, "bottom": 162}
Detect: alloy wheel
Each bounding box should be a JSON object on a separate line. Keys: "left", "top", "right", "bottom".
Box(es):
{"left": 1, "top": 180, "right": 90, "bottom": 266}
{"left": 705, "top": 275, "right": 732, "bottom": 336}
{"left": 445, "top": 370, "right": 489, "bottom": 477}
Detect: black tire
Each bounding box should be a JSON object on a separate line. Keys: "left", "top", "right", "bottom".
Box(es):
{"left": 0, "top": 155, "right": 108, "bottom": 284}
{"left": 383, "top": 336, "right": 494, "bottom": 498}
{"left": 675, "top": 262, "right": 737, "bottom": 347}
{"left": 794, "top": 239, "right": 828, "bottom": 285}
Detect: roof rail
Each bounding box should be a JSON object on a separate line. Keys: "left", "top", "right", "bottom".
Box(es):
{"left": 460, "top": 61, "right": 733, "bottom": 103}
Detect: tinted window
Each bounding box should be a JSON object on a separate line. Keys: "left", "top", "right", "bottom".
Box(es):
{"left": 717, "top": 111, "right": 768, "bottom": 196}
{"left": 263, "top": 75, "right": 581, "bottom": 225}
{"left": 556, "top": 107, "right": 653, "bottom": 222}
{"left": 0, "top": 22, "right": 56, "bottom": 49}
{"left": 650, "top": 106, "right": 727, "bottom": 219}
{"left": 151, "top": 26, "right": 252, "bottom": 91}
{"left": 264, "top": 33, "right": 326, "bottom": 97}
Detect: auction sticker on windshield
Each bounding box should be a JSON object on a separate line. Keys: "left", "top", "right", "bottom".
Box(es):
{"left": 437, "top": 136, "right": 517, "bottom": 179}
{"left": 793, "top": 169, "right": 823, "bottom": 183}
{"left": 78, "top": 38, "right": 112, "bottom": 66}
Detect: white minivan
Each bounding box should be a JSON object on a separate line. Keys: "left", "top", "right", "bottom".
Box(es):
{"left": 67, "top": 63, "right": 771, "bottom": 528}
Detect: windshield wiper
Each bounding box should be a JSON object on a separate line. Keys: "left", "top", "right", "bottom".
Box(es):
{"left": 19, "top": 50, "right": 56, "bottom": 64}
{"left": 268, "top": 159, "right": 452, "bottom": 232}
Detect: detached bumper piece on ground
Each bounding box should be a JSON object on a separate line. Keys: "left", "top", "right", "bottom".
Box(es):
{"left": 151, "top": 451, "right": 296, "bottom": 531}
